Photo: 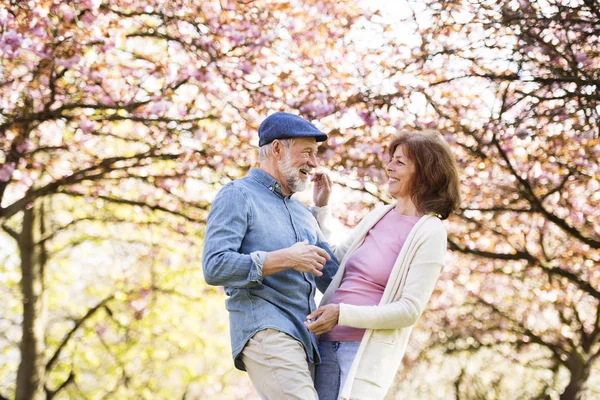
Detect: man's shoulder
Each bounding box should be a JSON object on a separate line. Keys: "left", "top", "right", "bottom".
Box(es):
{"left": 219, "top": 175, "right": 254, "bottom": 190}
{"left": 214, "top": 175, "right": 262, "bottom": 201}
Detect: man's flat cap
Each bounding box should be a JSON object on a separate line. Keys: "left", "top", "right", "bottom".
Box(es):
{"left": 258, "top": 112, "right": 327, "bottom": 147}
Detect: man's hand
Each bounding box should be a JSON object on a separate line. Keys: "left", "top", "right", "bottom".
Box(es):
{"left": 288, "top": 241, "right": 331, "bottom": 276}
{"left": 262, "top": 240, "right": 332, "bottom": 277}
{"left": 304, "top": 304, "right": 340, "bottom": 335}
{"left": 312, "top": 172, "right": 332, "bottom": 207}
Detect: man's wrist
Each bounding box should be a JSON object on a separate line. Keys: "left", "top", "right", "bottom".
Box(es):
{"left": 263, "top": 248, "right": 294, "bottom": 276}
{"left": 250, "top": 251, "right": 268, "bottom": 281}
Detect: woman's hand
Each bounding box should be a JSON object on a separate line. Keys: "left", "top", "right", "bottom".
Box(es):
{"left": 312, "top": 172, "right": 332, "bottom": 207}
{"left": 304, "top": 304, "right": 340, "bottom": 335}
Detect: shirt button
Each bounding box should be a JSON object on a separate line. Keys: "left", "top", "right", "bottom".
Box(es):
{"left": 269, "top": 186, "right": 273, "bottom": 191}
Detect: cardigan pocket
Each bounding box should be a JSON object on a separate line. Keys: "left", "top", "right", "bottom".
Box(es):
{"left": 370, "top": 329, "right": 397, "bottom": 345}
{"left": 354, "top": 338, "right": 395, "bottom": 385}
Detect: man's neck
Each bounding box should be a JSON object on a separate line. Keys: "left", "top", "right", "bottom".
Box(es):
{"left": 259, "top": 162, "right": 291, "bottom": 196}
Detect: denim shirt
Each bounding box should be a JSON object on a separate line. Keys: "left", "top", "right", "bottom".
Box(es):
{"left": 202, "top": 168, "right": 339, "bottom": 370}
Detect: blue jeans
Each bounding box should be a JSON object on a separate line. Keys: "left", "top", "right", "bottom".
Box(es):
{"left": 314, "top": 341, "right": 361, "bottom": 400}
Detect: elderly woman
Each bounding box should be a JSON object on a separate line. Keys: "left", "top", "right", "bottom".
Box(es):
{"left": 305, "top": 130, "right": 461, "bottom": 400}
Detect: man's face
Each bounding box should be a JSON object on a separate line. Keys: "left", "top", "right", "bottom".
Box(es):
{"left": 277, "top": 137, "right": 319, "bottom": 193}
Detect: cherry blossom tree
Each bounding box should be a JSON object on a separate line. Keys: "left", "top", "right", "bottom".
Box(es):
{"left": 0, "top": 0, "right": 364, "bottom": 398}
{"left": 311, "top": 1, "right": 599, "bottom": 398}
{"left": 2, "top": 0, "right": 598, "bottom": 398}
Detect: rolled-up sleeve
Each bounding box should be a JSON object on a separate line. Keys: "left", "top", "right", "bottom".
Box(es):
{"left": 202, "top": 184, "right": 264, "bottom": 288}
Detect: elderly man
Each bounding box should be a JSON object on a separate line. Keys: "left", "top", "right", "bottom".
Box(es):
{"left": 202, "top": 112, "right": 339, "bottom": 399}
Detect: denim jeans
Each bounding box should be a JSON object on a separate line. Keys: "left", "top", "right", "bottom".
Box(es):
{"left": 314, "top": 341, "right": 361, "bottom": 400}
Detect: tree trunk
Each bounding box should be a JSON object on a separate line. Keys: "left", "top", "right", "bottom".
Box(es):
{"left": 559, "top": 351, "right": 590, "bottom": 400}
{"left": 15, "top": 202, "right": 47, "bottom": 400}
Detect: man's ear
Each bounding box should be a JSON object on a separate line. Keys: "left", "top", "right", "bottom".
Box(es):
{"left": 271, "top": 140, "right": 284, "bottom": 160}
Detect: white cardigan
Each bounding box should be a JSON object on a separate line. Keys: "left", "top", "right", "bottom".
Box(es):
{"left": 314, "top": 204, "right": 447, "bottom": 400}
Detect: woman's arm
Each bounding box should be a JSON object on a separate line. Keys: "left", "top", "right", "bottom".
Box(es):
{"left": 311, "top": 172, "right": 363, "bottom": 261}
{"left": 305, "top": 259, "right": 441, "bottom": 334}
{"left": 338, "top": 258, "right": 442, "bottom": 329}
{"left": 311, "top": 206, "right": 354, "bottom": 261}
{"left": 306, "top": 226, "right": 446, "bottom": 333}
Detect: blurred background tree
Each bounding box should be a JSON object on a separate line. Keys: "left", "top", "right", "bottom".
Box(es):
{"left": 0, "top": 0, "right": 598, "bottom": 399}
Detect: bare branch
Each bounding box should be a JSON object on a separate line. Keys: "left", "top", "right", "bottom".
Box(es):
{"left": 46, "top": 296, "right": 115, "bottom": 372}
{"left": 1, "top": 224, "right": 19, "bottom": 241}
{"left": 0, "top": 150, "right": 182, "bottom": 220}
{"left": 45, "top": 370, "right": 75, "bottom": 400}
{"left": 58, "top": 191, "right": 205, "bottom": 224}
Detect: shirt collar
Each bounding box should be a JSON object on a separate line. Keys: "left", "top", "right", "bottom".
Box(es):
{"left": 248, "top": 168, "right": 287, "bottom": 197}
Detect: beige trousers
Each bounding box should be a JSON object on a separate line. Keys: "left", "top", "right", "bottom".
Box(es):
{"left": 240, "top": 328, "right": 318, "bottom": 400}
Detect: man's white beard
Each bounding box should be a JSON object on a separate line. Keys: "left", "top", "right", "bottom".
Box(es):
{"left": 279, "top": 153, "right": 309, "bottom": 193}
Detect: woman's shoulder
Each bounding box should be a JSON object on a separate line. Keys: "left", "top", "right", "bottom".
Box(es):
{"left": 417, "top": 215, "right": 447, "bottom": 238}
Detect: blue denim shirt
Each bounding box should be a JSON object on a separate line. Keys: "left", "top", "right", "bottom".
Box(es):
{"left": 202, "top": 168, "right": 339, "bottom": 370}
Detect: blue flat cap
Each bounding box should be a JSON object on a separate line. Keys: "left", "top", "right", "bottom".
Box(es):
{"left": 258, "top": 112, "right": 327, "bottom": 147}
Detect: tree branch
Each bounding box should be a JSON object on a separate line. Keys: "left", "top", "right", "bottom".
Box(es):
{"left": 46, "top": 296, "right": 115, "bottom": 372}
{"left": 492, "top": 137, "right": 600, "bottom": 249}
{"left": 475, "top": 295, "right": 568, "bottom": 364}
{"left": 448, "top": 237, "right": 600, "bottom": 300}
{"left": 1, "top": 224, "right": 19, "bottom": 241}
{"left": 45, "top": 370, "right": 75, "bottom": 400}
{"left": 0, "top": 150, "right": 181, "bottom": 220}
{"left": 58, "top": 191, "right": 205, "bottom": 223}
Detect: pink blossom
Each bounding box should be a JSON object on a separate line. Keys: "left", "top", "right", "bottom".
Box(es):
{"left": 315, "top": 92, "right": 328, "bottom": 102}
{"left": 0, "top": 162, "right": 16, "bottom": 182}
{"left": 444, "top": 134, "right": 457, "bottom": 144}
{"left": 81, "top": 11, "right": 97, "bottom": 25}
{"left": 16, "top": 140, "right": 32, "bottom": 153}
{"left": 423, "top": 120, "right": 437, "bottom": 129}
{"left": 95, "top": 324, "right": 107, "bottom": 336}
{"left": 0, "top": 30, "right": 23, "bottom": 59}
{"left": 322, "top": 149, "right": 335, "bottom": 162}
{"left": 99, "top": 95, "right": 115, "bottom": 105}
{"left": 185, "top": 66, "right": 211, "bottom": 82}
{"left": 33, "top": 48, "right": 51, "bottom": 59}
{"left": 240, "top": 61, "right": 253, "bottom": 74}
{"left": 84, "top": 85, "right": 102, "bottom": 95}
{"left": 79, "top": 116, "right": 96, "bottom": 133}
{"left": 31, "top": 25, "right": 47, "bottom": 38}
{"left": 358, "top": 110, "right": 376, "bottom": 126}
{"left": 56, "top": 56, "right": 81, "bottom": 69}
{"left": 59, "top": 4, "right": 74, "bottom": 22}
{"left": 90, "top": 69, "right": 107, "bottom": 81}
{"left": 160, "top": 179, "right": 175, "bottom": 191}
{"left": 148, "top": 101, "right": 169, "bottom": 115}
{"left": 300, "top": 102, "right": 335, "bottom": 118}
{"left": 81, "top": 0, "right": 101, "bottom": 10}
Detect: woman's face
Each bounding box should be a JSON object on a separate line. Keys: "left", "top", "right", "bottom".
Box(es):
{"left": 386, "top": 145, "right": 415, "bottom": 199}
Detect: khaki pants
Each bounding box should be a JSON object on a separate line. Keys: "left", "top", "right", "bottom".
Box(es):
{"left": 241, "top": 328, "right": 318, "bottom": 400}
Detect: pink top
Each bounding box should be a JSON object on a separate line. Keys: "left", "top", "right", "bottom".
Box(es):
{"left": 321, "top": 209, "right": 421, "bottom": 342}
